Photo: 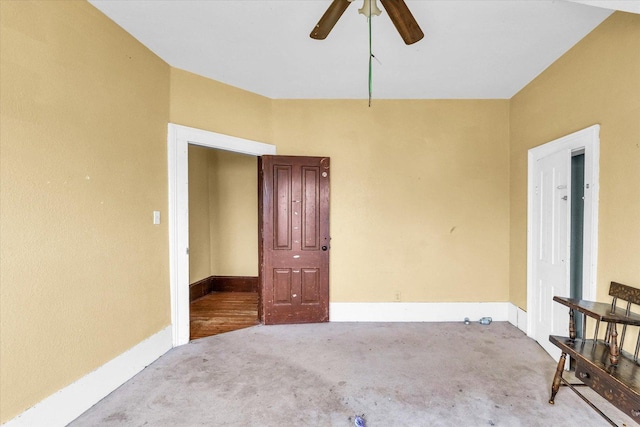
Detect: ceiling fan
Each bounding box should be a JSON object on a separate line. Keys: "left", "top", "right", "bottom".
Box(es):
{"left": 310, "top": 0, "right": 424, "bottom": 45}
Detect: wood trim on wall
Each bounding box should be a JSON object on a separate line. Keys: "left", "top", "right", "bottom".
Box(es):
{"left": 211, "top": 276, "right": 259, "bottom": 293}
{"left": 189, "top": 276, "right": 259, "bottom": 302}
{"left": 189, "top": 276, "right": 213, "bottom": 302}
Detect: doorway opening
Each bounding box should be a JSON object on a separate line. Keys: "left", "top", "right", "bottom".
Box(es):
{"left": 187, "top": 146, "right": 259, "bottom": 339}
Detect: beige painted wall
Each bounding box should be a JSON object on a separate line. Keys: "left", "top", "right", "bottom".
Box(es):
{"left": 188, "top": 147, "right": 258, "bottom": 281}
{"left": 188, "top": 145, "right": 214, "bottom": 283}
{"left": 169, "top": 68, "right": 272, "bottom": 144}
{"left": 0, "top": 0, "right": 171, "bottom": 422}
{"left": 175, "top": 83, "right": 511, "bottom": 302}
{"left": 209, "top": 150, "right": 258, "bottom": 276}
{"left": 272, "top": 100, "right": 511, "bottom": 302}
{"left": 509, "top": 12, "right": 640, "bottom": 310}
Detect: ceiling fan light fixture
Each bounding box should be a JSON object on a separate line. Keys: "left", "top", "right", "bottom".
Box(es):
{"left": 358, "top": 0, "right": 382, "bottom": 18}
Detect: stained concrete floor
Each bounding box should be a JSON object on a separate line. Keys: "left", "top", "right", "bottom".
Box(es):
{"left": 70, "top": 322, "right": 636, "bottom": 426}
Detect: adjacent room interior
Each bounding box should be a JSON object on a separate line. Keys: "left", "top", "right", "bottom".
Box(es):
{"left": 1, "top": 0, "right": 638, "bottom": 425}
{"left": 187, "top": 146, "right": 259, "bottom": 339}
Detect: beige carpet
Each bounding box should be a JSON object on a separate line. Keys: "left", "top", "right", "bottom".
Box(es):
{"left": 70, "top": 322, "right": 634, "bottom": 426}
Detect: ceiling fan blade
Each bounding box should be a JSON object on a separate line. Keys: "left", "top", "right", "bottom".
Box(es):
{"left": 310, "top": 0, "right": 352, "bottom": 40}
{"left": 380, "top": 0, "right": 424, "bottom": 45}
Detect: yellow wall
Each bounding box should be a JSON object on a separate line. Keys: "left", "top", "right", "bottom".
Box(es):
{"left": 272, "top": 100, "right": 511, "bottom": 302}
{"left": 0, "top": 0, "right": 171, "bottom": 422}
{"left": 209, "top": 150, "right": 258, "bottom": 276}
{"left": 188, "top": 145, "right": 214, "bottom": 283}
{"left": 509, "top": 12, "right": 640, "bottom": 309}
{"left": 180, "top": 89, "right": 511, "bottom": 300}
{"left": 188, "top": 147, "right": 258, "bottom": 281}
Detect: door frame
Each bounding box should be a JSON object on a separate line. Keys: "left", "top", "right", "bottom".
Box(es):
{"left": 527, "top": 124, "right": 600, "bottom": 341}
{"left": 167, "top": 123, "right": 276, "bottom": 347}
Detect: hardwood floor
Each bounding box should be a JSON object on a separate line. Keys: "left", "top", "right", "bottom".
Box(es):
{"left": 190, "top": 291, "right": 259, "bottom": 340}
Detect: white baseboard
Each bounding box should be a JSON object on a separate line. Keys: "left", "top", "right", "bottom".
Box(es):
{"left": 3, "top": 326, "right": 172, "bottom": 427}
{"left": 329, "top": 302, "right": 510, "bottom": 322}
{"left": 508, "top": 303, "right": 528, "bottom": 333}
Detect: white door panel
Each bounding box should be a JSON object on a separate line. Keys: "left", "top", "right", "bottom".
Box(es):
{"left": 532, "top": 149, "right": 570, "bottom": 359}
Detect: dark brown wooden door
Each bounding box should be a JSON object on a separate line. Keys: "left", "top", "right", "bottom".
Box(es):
{"left": 258, "top": 155, "right": 330, "bottom": 325}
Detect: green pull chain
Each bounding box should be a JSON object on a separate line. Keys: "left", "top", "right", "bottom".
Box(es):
{"left": 368, "top": 4, "right": 373, "bottom": 107}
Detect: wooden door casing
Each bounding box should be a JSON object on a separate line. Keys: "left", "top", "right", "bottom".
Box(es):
{"left": 258, "top": 156, "right": 330, "bottom": 325}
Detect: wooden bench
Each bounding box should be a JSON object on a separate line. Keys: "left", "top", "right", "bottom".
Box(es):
{"left": 549, "top": 282, "right": 640, "bottom": 425}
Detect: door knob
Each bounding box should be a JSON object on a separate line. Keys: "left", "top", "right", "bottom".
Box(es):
{"left": 322, "top": 246, "right": 328, "bottom": 251}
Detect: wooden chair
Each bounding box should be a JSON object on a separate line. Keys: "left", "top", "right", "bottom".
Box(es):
{"left": 549, "top": 282, "right": 640, "bottom": 424}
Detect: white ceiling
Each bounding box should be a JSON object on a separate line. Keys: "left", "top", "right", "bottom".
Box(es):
{"left": 88, "top": 0, "right": 636, "bottom": 100}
